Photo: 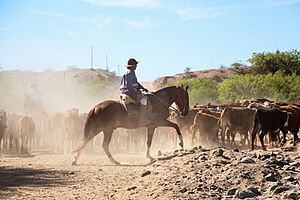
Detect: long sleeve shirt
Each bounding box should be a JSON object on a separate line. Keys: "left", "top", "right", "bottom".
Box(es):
{"left": 120, "top": 69, "right": 143, "bottom": 96}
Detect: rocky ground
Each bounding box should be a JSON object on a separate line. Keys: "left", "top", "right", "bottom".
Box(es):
{"left": 0, "top": 145, "right": 300, "bottom": 200}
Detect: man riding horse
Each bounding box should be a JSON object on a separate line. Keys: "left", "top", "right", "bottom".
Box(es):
{"left": 72, "top": 58, "right": 189, "bottom": 165}
{"left": 24, "top": 83, "right": 45, "bottom": 116}
{"left": 23, "top": 83, "right": 46, "bottom": 148}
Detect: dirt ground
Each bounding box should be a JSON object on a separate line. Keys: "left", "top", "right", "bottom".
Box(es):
{"left": 1, "top": 143, "right": 300, "bottom": 200}
{"left": 0, "top": 150, "right": 152, "bottom": 200}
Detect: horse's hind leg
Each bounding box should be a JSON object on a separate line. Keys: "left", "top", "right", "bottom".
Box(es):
{"left": 72, "top": 137, "right": 91, "bottom": 165}
{"left": 72, "top": 151, "right": 82, "bottom": 165}
{"left": 102, "top": 129, "right": 120, "bottom": 165}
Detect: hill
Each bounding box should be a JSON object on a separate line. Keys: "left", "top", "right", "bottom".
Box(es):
{"left": 153, "top": 67, "right": 232, "bottom": 89}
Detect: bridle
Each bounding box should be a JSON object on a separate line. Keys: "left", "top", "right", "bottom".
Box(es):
{"left": 148, "top": 87, "right": 184, "bottom": 115}
{"left": 175, "top": 86, "right": 185, "bottom": 112}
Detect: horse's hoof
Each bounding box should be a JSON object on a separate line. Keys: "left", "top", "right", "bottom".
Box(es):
{"left": 113, "top": 160, "right": 121, "bottom": 166}
{"left": 71, "top": 161, "right": 77, "bottom": 166}
{"left": 149, "top": 158, "right": 156, "bottom": 164}
{"left": 179, "top": 142, "right": 184, "bottom": 148}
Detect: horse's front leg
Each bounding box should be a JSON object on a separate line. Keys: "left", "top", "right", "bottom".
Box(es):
{"left": 146, "top": 127, "right": 155, "bottom": 163}
{"left": 159, "top": 120, "right": 184, "bottom": 148}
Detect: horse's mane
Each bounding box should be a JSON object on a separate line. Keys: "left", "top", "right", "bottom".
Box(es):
{"left": 153, "top": 86, "right": 177, "bottom": 96}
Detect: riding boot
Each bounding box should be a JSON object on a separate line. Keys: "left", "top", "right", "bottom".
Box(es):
{"left": 139, "top": 105, "right": 151, "bottom": 124}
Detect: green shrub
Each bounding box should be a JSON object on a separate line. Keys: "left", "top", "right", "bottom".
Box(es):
{"left": 172, "top": 78, "right": 219, "bottom": 105}
{"left": 218, "top": 71, "right": 300, "bottom": 103}
{"left": 172, "top": 71, "right": 300, "bottom": 104}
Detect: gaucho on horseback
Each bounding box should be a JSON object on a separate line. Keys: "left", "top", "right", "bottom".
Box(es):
{"left": 72, "top": 58, "right": 190, "bottom": 165}
{"left": 23, "top": 83, "right": 45, "bottom": 116}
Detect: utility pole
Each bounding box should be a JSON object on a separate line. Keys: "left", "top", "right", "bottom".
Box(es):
{"left": 91, "top": 45, "right": 94, "bottom": 69}
{"left": 105, "top": 53, "right": 108, "bottom": 71}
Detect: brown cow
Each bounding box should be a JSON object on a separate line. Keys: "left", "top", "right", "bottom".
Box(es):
{"left": 17, "top": 116, "right": 35, "bottom": 154}
{"left": 5, "top": 113, "right": 22, "bottom": 151}
{"left": 44, "top": 112, "right": 64, "bottom": 152}
{"left": 218, "top": 107, "right": 256, "bottom": 146}
{"left": 199, "top": 108, "right": 221, "bottom": 118}
{"left": 278, "top": 105, "right": 300, "bottom": 145}
{"left": 0, "top": 110, "right": 7, "bottom": 150}
{"left": 173, "top": 108, "right": 199, "bottom": 146}
{"left": 191, "top": 112, "right": 219, "bottom": 146}
{"left": 63, "top": 108, "right": 82, "bottom": 153}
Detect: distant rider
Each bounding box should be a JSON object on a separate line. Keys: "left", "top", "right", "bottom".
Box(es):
{"left": 24, "top": 83, "right": 45, "bottom": 116}
{"left": 28, "top": 83, "right": 41, "bottom": 103}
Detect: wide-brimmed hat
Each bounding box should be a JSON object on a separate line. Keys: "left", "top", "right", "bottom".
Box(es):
{"left": 125, "top": 58, "right": 139, "bottom": 67}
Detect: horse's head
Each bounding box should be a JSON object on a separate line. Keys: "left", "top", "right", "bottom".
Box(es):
{"left": 175, "top": 85, "right": 189, "bottom": 116}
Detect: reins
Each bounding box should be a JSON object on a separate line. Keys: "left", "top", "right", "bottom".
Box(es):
{"left": 146, "top": 88, "right": 181, "bottom": 115}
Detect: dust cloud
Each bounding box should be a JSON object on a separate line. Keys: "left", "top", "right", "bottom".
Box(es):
{"left": 0, "top": 68, "right": 119, "bottom": 113}
{"left": 0, "top": 68, "right": 180, "bottom": 156}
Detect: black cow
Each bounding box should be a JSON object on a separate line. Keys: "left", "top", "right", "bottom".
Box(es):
{"left": 251, "top": 108, "right": 289, "bottom": 150}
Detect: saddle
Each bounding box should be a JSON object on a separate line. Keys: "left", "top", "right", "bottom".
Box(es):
{"left": 120, "top": 94, "right": 137, "bottom": 105}
{"left": 120, "top": 94, "right": 140, "bottom": 113}
{"left": 120, "top": 94, "right": 151, "bottom": 124}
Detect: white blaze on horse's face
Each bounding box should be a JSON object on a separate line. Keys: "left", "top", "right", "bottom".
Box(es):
{"left": 176, "top": 85, "right": 189, "bottom": 116}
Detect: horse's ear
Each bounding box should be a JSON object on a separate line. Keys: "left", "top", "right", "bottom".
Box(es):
{"left": 184, "top": 85, "right": 189, "bottom": 90}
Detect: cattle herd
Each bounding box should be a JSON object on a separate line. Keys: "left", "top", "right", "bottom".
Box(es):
{"left": 0, "top": 98, "right": 300, "bottom": 156}
{"left": 176, "top": 99, "right": 300, "bottom": 151}
{"left": 0, "top": 108, "right": 83, "bottom": 155}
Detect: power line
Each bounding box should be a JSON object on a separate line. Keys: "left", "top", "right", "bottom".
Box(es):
{"left": 91, "top": 45, "right": 94, "bottom": 69}
{"left": 105, "top": 54, "right": 108, "bottom": 70}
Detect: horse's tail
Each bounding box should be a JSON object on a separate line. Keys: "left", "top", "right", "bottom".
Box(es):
{"left": 71, "top": 108, "right": 96, "bottom": 153}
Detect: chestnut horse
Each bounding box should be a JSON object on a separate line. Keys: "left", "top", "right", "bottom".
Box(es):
{"left": 72, "top": 85, "right": 189, "bottom": 165}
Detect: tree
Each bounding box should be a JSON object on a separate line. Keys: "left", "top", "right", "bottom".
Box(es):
{"left": 230, "top": 62, "right": 249, "bottom": 75}
{"left": 184, "top": 67, "right": 191, "bottom": 73}
{"left": 248, "top": 49, "right": 300, "bottom": 75}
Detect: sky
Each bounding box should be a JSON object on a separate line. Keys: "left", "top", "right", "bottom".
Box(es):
{"left": 0, "top": 0, "right": 300, "bottom": 81}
